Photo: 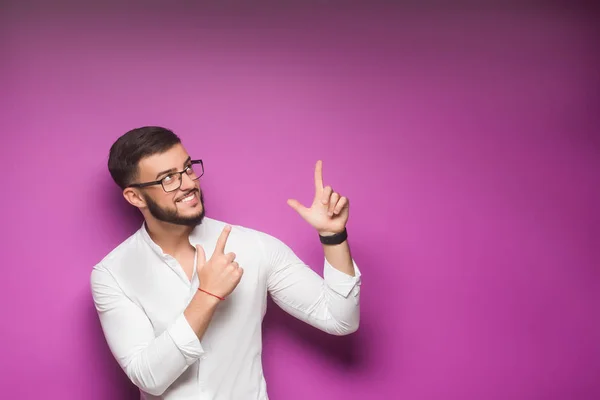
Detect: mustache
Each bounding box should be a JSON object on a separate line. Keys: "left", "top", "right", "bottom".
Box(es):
{"left": 175, "top": 189, "right": 200, "bottom": 202}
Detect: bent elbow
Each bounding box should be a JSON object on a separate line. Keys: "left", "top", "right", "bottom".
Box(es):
{"left": 346, "top": 319, "right": 360, "bottom": 335}
{"left": 134, "top": 378, "right": 169, "bottom": 397}
{"left": 125, "top": 364, "right": 169, "bottom": 397}
{"left": 328, "top": 315, "right": 360, "bottom": 336}
{"left": 143, "top": 384, "right": 168, "bottom": 397}
{"left": 342, "top": 318, "right": 360, "bottom": 335}
{"left": 133, "top": 377, "right": 168, "bottom": 397}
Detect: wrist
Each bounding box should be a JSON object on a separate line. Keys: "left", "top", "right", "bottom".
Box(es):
{"left": 319, "top": 227, "right": 348, "bottom": 245}
{"left": 198, "top": 287, "right": 225, "bottom": 301}
{"left": 317, "top": 227, "right": 346, "bottom": 236}
{"left": 193, "top": 289, "right": 222, "bottom": 308}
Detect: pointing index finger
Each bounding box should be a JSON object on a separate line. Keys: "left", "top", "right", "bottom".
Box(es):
{"left": 215, "top": 225, "right": 232, "bottom": 254}
{"left": 314, "top": 160, "right": 324, "bottom": 193}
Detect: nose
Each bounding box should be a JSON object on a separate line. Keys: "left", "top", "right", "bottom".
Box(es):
{"left": 178, "top": 172, "right": 197, "bottom": 192}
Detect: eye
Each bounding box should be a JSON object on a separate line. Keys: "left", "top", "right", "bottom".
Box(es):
{"left": 162, "top": 174, "right": 175, "bottom": 184}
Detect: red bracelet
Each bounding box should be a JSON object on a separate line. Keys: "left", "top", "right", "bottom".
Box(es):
{"left": 198, "top": 288, "right": 225, "bottom": 301}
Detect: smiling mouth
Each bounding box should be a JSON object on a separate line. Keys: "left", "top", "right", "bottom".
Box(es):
{"left": 177, "top": 191, "right": 197, "bottom": 203}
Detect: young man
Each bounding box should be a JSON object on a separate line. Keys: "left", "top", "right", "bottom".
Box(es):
{"left": 90, "top": 126, "right": 361, "bottom": 399}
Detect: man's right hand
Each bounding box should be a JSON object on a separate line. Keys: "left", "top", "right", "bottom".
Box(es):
{"left": 196, "top": 225, "right": 244, "bottom": 299}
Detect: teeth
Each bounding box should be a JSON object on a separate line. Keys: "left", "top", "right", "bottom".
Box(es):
{"left": 179, "top": 193, "right": 195, "bottom": 202}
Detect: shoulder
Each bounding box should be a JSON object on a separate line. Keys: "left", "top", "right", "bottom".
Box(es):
{"left": 200, "top": 217, "right": 286, "bottom": 251}
{"left": 90, "top": 227, "right": 147, "bottom": 284}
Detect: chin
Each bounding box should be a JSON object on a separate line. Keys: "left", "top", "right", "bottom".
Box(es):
{"left": 178, "top": 210, "right": 206, "bottom": 227}
{"left": 145, "top": 191, "right": 206, "bottom": 227}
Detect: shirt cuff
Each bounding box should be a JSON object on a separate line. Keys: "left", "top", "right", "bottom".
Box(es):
{"left": 323, "top": 258, "right": 362, "bottom": 298}
{"left": 167, "top": 313, "right": 205, "bottom": 365}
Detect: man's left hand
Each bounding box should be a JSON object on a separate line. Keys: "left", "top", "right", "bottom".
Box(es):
{"left": 287, "top": 160, "right": 349, "bottom": 236}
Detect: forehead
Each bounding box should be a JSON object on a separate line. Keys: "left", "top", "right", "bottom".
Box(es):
{"left": 137, "top": 143, "right": 191, "bottom": 179}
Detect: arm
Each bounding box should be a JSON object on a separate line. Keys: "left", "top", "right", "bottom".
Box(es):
{"left": 322, "top": 237, "right": 354, "bottom": 277}
{"left": 90, "top": 226, "right": 241, "bottom": 396}
{"left": 262, "top": 232, "right": 361, "bottom": 335}
{"left": 90, "top": 267, "right": 213, "bottom": 396}
{"left": 276, "top": 160, "right": 361, "bottom": 334}
{"left": 287, "top": 160, "right": 357, "bottom": 278}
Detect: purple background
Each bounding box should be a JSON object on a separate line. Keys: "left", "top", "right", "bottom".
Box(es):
{"left": 2, "top": 1, "right": 599, "bottom": 399}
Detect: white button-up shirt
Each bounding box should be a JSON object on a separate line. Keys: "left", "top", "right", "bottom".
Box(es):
{"left": 91, "top": 217, "right": 361, "bottom": 399}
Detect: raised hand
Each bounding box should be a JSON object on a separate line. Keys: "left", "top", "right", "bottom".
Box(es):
{"left": 196, "top": 225, "right": 243, "bottom": 299}
{"left": 287, "top": 160, "right": 349, "bottom": 236}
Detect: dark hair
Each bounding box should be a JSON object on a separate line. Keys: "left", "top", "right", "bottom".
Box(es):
{"left": 108, "top": 126, "right": 181, "bottom": 189}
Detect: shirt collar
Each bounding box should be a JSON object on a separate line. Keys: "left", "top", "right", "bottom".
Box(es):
{"left": 140, "top": 220, "right": 207, "bottom": 259}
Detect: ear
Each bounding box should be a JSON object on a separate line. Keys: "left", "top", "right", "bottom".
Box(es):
{"left": 123, "top": 187, "right": 146, "bottom": 209}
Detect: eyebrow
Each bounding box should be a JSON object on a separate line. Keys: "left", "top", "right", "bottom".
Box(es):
{"left": 155, "top": 156, "right": 192, "bottom": 180}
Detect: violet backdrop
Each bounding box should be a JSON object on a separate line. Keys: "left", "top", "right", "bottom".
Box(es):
{"left": 1, "top": 1, "right": 599, "bottom": 399}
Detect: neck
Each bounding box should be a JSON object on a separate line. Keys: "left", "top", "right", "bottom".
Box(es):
{"left": 144, "top": 218, "right": 195, "bottom": 256}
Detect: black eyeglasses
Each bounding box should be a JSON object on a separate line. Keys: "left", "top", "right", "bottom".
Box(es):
{"left": 128, "top": 159, "right": 204, "bottom": 193}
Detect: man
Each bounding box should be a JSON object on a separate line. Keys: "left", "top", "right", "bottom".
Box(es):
{"left": 90, "top": 126, "right": 361, "bottom": 399}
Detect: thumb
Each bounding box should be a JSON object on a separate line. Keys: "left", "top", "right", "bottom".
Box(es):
{"left": 195, "top": 245, "right": 206, "bottom": 270}
{"left": 287, "top": 199, "right": 309, "bottom": 218}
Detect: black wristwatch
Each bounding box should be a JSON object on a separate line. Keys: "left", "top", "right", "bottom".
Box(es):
{"left": 319, "top": 228, "right": 348, "bottom": 245}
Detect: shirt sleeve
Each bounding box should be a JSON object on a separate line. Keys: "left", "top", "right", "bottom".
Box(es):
{"left": 259, "top": 231, "right": 361, "bottom": 335}
{"left": 90, "top": 265, "right": 205, "bottom": 396}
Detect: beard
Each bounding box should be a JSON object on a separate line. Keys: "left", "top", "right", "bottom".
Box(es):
{"left": 144, "top": 189, "right": 206, "bottom": 227}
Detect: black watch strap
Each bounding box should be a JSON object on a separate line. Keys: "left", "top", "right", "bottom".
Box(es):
{"left": 319, "top": 228, "right": 348, "bottom": 245}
